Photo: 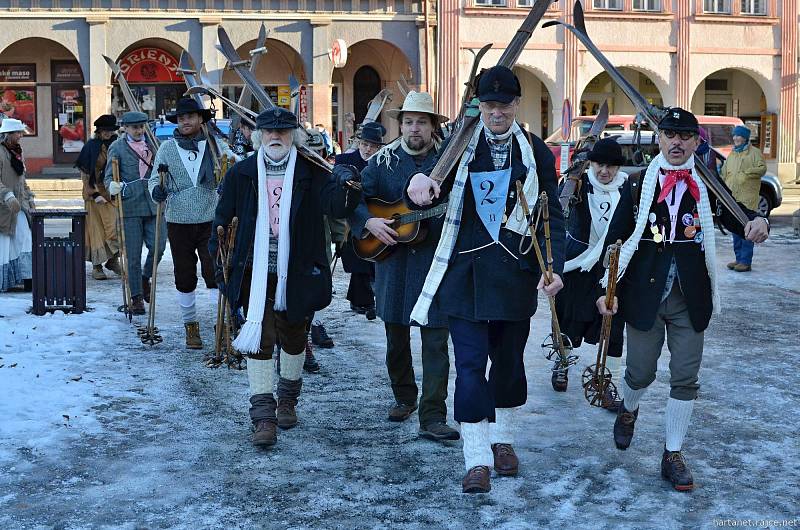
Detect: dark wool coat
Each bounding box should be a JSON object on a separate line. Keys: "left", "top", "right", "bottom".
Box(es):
{"left": 602, "top": 169, "right": 760, "bottom": 333}
{"left": 335, "top": 150, "right": 374, "bottom": 276}
{"left": 406, "top": 129, "right": 566, "bottom": 322}
{"left": 210, "top": 152, "right": 359, "bottom": 324}
{"left": 348, "top": 145, "right": 445, "bottom": 327}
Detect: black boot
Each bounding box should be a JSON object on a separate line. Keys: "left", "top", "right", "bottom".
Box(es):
{"left": 601, "top": 385, "right": 623, "bottom": 413}
{"left": 551, "top": 359, "right": 568, "bottom": 392}
{"left": 142, "top": 276, "right": 152, "bottom": 303}
{"left": 661, "top": 447, "right": 694, "bottom": 491}
{"left": 303, "top": 340, "right": 321, "bottom": 373}
{"left": 310, "top": 321, "right": 334, "bottom": 348}
{"left": 613, "top": 402, "right": 639, "bottom": 450}
{"left": 276, "top": 377, "right": 302, "bottom": 429}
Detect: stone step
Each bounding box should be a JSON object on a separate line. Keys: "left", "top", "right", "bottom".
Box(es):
{"left": 38, "top": 165, "right": 80, "bottom": 177}
{"left": 27, "top": 178, "right": 82, "bottom": 192}
{"left": 34, "top": 198, "right": 84, "bottom": 210}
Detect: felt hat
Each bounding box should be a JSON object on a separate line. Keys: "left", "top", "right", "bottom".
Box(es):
{"left": 587, "top": 137, "right": 625, "bottom": 166}
{"left": 119, "top": 111, "right": 149, "bottom": 125}
{"left": 255, "top": 107, "right": 298, "bottom": 130}
{"left": 476, "top": 65, "right": 522, "bottom": 104}
{"left": 358, "top": 121, "right": 386, "bottom": 145}
{"left": 657, "top": 107, "right": 699, "bottom": 134}
{"left": 385, "top": 91, "right": 448, "bottom": 123}
{"left": 166, "top": 98, "right": 213, "bottom": 124}
{"left": 93, "top": 114, "right": 118, "bottom": 131}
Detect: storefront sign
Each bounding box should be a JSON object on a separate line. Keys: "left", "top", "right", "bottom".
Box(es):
{"left": 299, "top": 85, "right": 308, "bottom": 123}
{"left": 118, "top": 48, "right": 182, "bottom": 83}
{"left": 51, "top": 61, "right": 83, "bottom": 83}
{"left": 329, "top": 39, "right": 348, "bottom": 68}
{"left": 0, "top": 64, "right": 36, "bottom": 83}
{"left": 277, "top": 85, "right": 291, "bottom": 106}
{"left": 0, "top": 87, "right": 36, "bottom": 135}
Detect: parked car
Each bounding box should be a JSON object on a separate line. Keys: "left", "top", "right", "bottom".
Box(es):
{"left": 601, "top": 131, "right": 782, "bottom": 217}
{"left": 150, "top": 118, "right": 232, "bottom": 142}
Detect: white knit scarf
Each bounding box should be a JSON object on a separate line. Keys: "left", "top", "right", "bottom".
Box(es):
{"left": 232, "top": 145, "right": 297, "bottom": 354}
{"left": 564, "top": 167, "right": 627, "bottom": 273}
{"left": 603, "top": 152, "right": 719, "bottom": 314}
{"left": 410, "top": 120, "right": 538, "bottom": 325}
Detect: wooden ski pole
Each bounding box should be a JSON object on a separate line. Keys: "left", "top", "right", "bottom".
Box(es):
{"left": 111, "top": 158, "right": 133, "bottom": 322}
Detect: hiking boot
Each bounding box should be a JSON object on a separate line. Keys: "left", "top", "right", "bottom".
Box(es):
{"left": 252, "top": 420, "right": 277, "bottom": 447}
{"left": 613, "top": 402, "right": 639, "bottom": 450}
{"left": 350, "top": 303, "right": 367, "bottom": 315}
{"left": 184, "top": 321, "right": 203, "bottom": 350}
{"left": 661, "top": 447, "right": 695, "bottom": 492}
{"left": 462, "top": 466, "right": 491, "bottom": 494}
{"left": 310, "top": 321, "right": 334, "bottom": 348}
{"left": 601, "top": 386, "right": 623, "bottom": 413}
{"left": 104, "top": 255, "right": 122, "bottom": 275}
{"left": 303, "top": 341, "right": 321, "bottom": 374}
{"left": 419, "top": 421, "right": 460, "bottom": 441}
{"left": 733, "top": 263, "right": 751, "bottom": 272}
{"left": 551, "top": 360, "right": 568, "bottom": 392}
{"left": 130, "top": 295, "right": 146, "bottom": 315}
{"left": 492, "top": 443, "right": 519, "bottom": 476}
{"left": 388, "top": 401, "right": 418, "bottom": 422}
{"left": 142, "top": 276, "right": 152, "bottom": 303}
{"left": 365, "top": 306, "right": 377, "bottom": 320}
{"left": 276, "top": 377, "right": 302, "bottom": 429}
{"left": 92, "top": 265, "right": 107, "bottom": 280}
{"left": 726, "top": 261, "right": 738, "bottom": 270}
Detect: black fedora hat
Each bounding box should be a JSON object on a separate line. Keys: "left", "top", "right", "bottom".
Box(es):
{"left": 166, "top": 97, "right": 213, "bottom": 123}
{"left": 358, "top": 122, "right": 386, "bottom": 145}
{"left": 93, "top": 114, "right": 118, "bottom": 131}
{"left": 587, "top": 137, "right": 625, "bottom": 166}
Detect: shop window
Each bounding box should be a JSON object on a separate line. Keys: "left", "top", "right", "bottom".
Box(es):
{"left": 705, "top": 78, "right": 728, "bottom": 92}
{"left": 703, "top": 0, "right": 731, "bottom": 13}
{"left": 474, "top": 0, "right": 507, "bottom": 6}
{"left": 633, "top": 0, "right": 660, "bottom": 11}
{"left": 741, "top": 0, "right": 766, "bottom": 15}
{"left": 517, "top": 0, "right": 533, "bottom": 6}
{"left": 593, "top": 0, "right": 622, "bottom": 10}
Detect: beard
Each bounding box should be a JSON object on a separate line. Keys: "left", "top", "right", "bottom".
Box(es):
{"left": 404, "top": 135, "right": 429, "bottom": 151}
{"left": 265, "top": 139, "right": 291, "bottom": 161}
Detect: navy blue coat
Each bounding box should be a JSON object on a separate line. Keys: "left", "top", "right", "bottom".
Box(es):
{"left": 210, "top": 153, "right": 358, "bottom": 324}
{"left": 335, "top": 150, "right": 374, "bottom": 276}
{"left": 407, "top": 130, "right": 565, "bottom": 322}
{"left": 349, "top": 146, "right": 446, "bottom": 327}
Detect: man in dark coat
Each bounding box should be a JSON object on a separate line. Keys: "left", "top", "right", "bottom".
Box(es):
{"left": 210, "top": 107, "right": 360, "bottom": 448}
{"left": 596, "top": 108, "right": 769, "bottom": 491}
{"left": 348, "top": 93, "right": 459, "bottom": 442}
{"left": 336, "top": 121, "right": 385, "bottom": 319}
{"left": 406, "top": 66, "right": 565, "bottom": 493}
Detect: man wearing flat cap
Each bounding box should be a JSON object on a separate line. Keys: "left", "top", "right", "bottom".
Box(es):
{"left": 148, "top": 98, "right": 236, "bottom": 350}
{"left": 596, "top": 107, "right": 769, "bottom": 492}
{"left": 105, "top": 111, "right": 165, "bottom": 316}
{"left": 349, "top": 92, "right": 460, "bottom": 444}
{"left": 406, "top": 66, "right": 565, "bottom": 493}
{"left": 210, "top": 106, "right": 361, "bottom": 448}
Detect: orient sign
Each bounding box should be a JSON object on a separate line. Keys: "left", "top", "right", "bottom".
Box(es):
{"left": 118, "top": 48, "right": 182, "bottom": 83}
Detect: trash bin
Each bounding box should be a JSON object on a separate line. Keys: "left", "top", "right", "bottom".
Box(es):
{"left": 30, "top": 209, "right": 87, "bottom": 315}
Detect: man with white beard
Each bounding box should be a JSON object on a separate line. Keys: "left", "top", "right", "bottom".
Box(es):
{"left": 210, "top": 107, "right": 361, "bottom": 447}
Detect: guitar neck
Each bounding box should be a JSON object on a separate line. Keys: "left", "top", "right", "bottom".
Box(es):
{"left": 397, "top": 203, "right": 448, "bottom": 226}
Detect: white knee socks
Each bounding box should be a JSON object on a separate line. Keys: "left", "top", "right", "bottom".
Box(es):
{"left": 280, "top": 350, "right": 304, "bottom": 381}
{"left": 177, "top": 290, "right": 197, "bottom": 323}
{"left": 489, "top": 407, "right": 518, "bottom": 445}
{"left": 247, "top": 357, "right": 274, "bottom": 396}
{"left": 665, "top": 397, "right": 694, "bottom": 452}
{"left": 461, "top": 420, "right": 493, "bottom": 471}
{"left": 606, "top": 356, "right": 622, "bottom": 383}
{"left": 621, "top": 378, "right": 647, "bottom": 412}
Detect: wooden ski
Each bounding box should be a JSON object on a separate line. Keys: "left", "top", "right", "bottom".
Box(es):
{"left": 230, "top": 23, "right": 269, "bottom": 135}
{"left": 177, "top": 52, "right": 222, "bottom": 171}
{"left": 102, "top": 54, "right": 160, "bottom": 149}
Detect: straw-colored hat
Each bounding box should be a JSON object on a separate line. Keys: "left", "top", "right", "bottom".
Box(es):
{"left": 0, "top": 118, "right": 29, "bottom": 134}
{"left": 385, "top": 91, "right": 448, "bottom": 123}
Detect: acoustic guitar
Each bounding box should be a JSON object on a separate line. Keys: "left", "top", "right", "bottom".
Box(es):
{"left": 352, "top": 198, "right": 448, "bottom": 262}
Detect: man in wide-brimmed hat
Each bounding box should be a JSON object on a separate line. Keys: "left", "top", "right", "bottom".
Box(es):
{"left": 76, "top": 114, "right": 121, "bottom": 280}
{"left": 348, "top": 91, "right": 460, "bottom": 444}
{"left": 148, "top": 97, "right": 236, "bottom": 350}
{"left": 406, "top": 66, "right": 566, "bottom": 493}
{"left": 105, "top": 111, "right": 165, "bottom": 315}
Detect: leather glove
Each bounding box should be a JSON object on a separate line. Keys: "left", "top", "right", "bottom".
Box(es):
{"left": 108, "top": 181, "right": 122, "bottom": 196}
{"left": 5, "top": 196, "right": 21, "bottom": 215}
{"left": 151, "top": 184, "right": 168, "bottom": 203}
{"left": 333, "top": 164, "right": 360, "bottom": 189}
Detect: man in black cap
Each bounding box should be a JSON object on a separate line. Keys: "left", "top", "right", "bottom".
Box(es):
{"left": 554, "top": 137, "right": 628, "bottom": 407}
{"left": 596, "top": 107, "right": 769, "bottom": 491}
{"left": 336, "top": 121, "right": 386, "bottom": 320}
{"left": 148, "top": 98, "right": 236, "bottom": 350}
{"left": 76, "top": 114, "right": 121, "bottom": 280}
{"left": 210, "top": 106, "right": 360, "bottom": 448}
{"left": 406, "top": 66, "right": 565, "bottom": 493}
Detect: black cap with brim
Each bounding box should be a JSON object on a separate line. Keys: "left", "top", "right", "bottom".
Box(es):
{"left": 359, "top": 122, "right": 386, "bottom": 145}
{"left": 658, "top": 107, "right": 699, "bottom": 134}
{"left": 476, "top": 65, "right": 522, "bottom": 104}
{"left": 166, "top": 97, "right": 213, "bottom": 124}
{"left": 256, "top": 107, "right": 299, "bottom": 130}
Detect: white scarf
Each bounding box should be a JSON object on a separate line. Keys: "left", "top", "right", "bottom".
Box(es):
{"left": 410, "top": 120, "right": 538, "bottom": 325}
{"left": 232, "top": 145, "right": 297, "bottom": 354}
{"left": 603, "top": 153, "right": 719, "bottom": 314}
{"left": 564, "top": 167, "right": 627, "bottom": 273}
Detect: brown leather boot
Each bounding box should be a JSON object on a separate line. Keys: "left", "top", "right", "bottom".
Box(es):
{"left": 276, "top": 377, "right": 302, "bottom": 429}
{"left": 462, "top": 465, "right": 491, "bottom": 494}
{"left": 252, "top": 420, "right": 277, "bottom": 447}
{"left": 130, "top": 295, "right": 146, "bottom": 315}
{"left": 142, "top": 276, "right": 152, "bottom": 303}
{"left": 491, "top": 443, "right": 519, "bottom": 476}
{"left": 184, "top": 322, "right": 203, "bottom": 350}
{"left": 92, "top": 265, "right": 107, "bottom": 280}
{"left": 104, "top": 255, "right": 122, "bottom": 275}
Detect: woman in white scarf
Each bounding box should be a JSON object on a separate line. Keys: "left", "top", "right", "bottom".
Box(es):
{"left": 554, "top": 138, "right": 627, "bottom": 407}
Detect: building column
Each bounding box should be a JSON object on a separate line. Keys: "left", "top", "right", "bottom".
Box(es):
{"left": 85, "top": 16, "right": 111, "bottom": 132}
{"left": 674, "top": 2, "right": 691, "bottom": 109}
{"left": 309, "top": 17, "right": 332, "bottom": 131}
{"left": 778, "top": 0, "right": 798, "bottom": 182}
{"left": 563, "top": 2, "right": 579, "bottom": 129}
{"left": 416, "top": 20, "right": 429, "bottom": 94}
{"left": 437, "top": 0, "right": 458, "bottom": 118}
{"left": 199, "top": 17, "right": 225, "bottom": 118}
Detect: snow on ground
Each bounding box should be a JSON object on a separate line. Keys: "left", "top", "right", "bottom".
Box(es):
{"left": 0, "top": 224, "right": 798, "bottom": 529}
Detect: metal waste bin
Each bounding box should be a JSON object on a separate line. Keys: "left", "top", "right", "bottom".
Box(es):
{"left": 30, "top": 209, "right": 87, "bottom": 315}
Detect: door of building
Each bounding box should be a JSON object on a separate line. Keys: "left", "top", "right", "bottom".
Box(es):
{"left": 51, "top": 61, "right": 85, "bottom": 165}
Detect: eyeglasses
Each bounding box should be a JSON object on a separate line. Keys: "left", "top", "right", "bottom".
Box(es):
{"left": 661, "top": 130, "right": 697, "bottom": 141}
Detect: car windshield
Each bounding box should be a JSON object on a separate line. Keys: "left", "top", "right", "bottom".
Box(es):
{"left": 705, "top": 124, "right": 734, "bottom": 147}
{"left": 544, "top": 119, "right": 645, "bottom": 144}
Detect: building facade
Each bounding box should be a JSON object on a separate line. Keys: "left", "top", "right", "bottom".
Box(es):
{"left": 0, "top": 1, "right": 434, "bottom": 172}
{"left": 438, "top": 0, "right": 800, "bottom": 183}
